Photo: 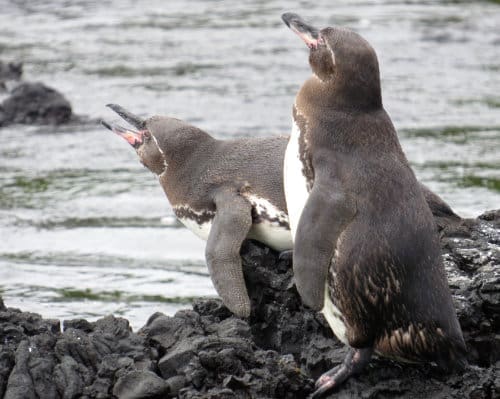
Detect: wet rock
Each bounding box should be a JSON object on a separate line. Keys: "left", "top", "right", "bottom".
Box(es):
{"left": 141, "top": 306, "right": 312, "bottom": 398}
{"left": 0, "top": 82, "right": 72, "bottom": 126}
{"left": 0, "top": 210, "right": 497, "bottom": 398}
{"left": 441, "top": 213, "right": 500, "bottom": 372}
{"left": 53, "top": 355, "right": 90, "bottom": 398}
{"left": 157, "top": 336, "right": 204, "bottom": 379}
{"left": 239, "top": 211, "right": 499, "bottom": 398}
{"left": 0, "top": 58, "right": 73, "bottom": 127}
{"left": 113, "top": 370, "right": 169, "bottom": 399}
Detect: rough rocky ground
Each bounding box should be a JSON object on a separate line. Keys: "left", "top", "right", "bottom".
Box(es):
{"left": 0, "top": 210, "right": 498, "bottom": 398}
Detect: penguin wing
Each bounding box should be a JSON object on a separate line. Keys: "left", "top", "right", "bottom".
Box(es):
{"left": 293, "top": 178, "right": 357, "bottom": 310}
{"left": 205, "top": 188, "right": 253, "bottom": 318}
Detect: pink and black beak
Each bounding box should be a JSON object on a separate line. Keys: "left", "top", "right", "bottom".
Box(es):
{"left": 282, "top": 12, "right": 322, "bottom": 49}
{"left": 102, "top": 104, "right": 146, "bottom": 149}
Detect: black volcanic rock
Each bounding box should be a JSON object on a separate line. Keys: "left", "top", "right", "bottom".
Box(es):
{"left": 0, "top": 59, "right": 76, "bottom": 127}
{"left": 0, "top": 210, "right": 498, "bottom": 398}
{"left": 0, "top": 82, "right": 72, "bottom": 126}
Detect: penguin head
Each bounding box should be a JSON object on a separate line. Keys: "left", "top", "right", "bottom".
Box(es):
{"left": 104, "top": 104, "right": 212, "bottom": 175}
{"left": 103, "top": 104, "right": 167, "bottom": 175}
{"left": 282, "top": 13, "right": 381, "bottom": 109}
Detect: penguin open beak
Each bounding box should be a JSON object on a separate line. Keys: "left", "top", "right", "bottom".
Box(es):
{"left": 106, "top": 103, "right": 146, "bottom": 130}
{"left": 102, "top": 120, "right": 144, "bottom": 149}
{"left": 103, "top": 104, "right": 147, "bottom": 149}
{"left": 282, "top": 12, "right": 322, "bottom": 49}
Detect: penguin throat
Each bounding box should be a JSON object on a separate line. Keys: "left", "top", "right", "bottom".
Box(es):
{"left": 313, "top": 72, "right": 333, "bottom": 84}
{"left": 309, "top": 75, "right": 381, "bottom": 112}
{"left": 151, "top": 135, "right": 168, "bottom": 176}
{"left": 158, "top": 165, "right": 168, "bottom": 179}
{"left": 330, "top": 62, "right": 382, "bottom": 110}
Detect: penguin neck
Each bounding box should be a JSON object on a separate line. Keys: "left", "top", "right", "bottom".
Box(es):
{"left": 295, "top": 77, "right": 400, "bottom": 152}
{"left": 300, "top": 72, "right": 382, "bottom": 113}
{"left": 159, "top": 135, "right": 216, "bottom": 207}
{"left": 162, "top": 131, "right": 216, "bottom": 170}
{"left": 159, "top": 134, "right": 216, "bottom": 194}
{"left": 146, "top": 117, "right": 217, "bottom": 174}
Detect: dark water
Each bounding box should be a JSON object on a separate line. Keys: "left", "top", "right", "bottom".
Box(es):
{"left": 0, "top": 1, "right": 499, "bottom": 329}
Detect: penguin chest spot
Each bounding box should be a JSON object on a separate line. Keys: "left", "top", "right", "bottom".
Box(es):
{"left": 244, "top": 194, "right": 293, "bottom": 252}
{"left": 174, "top": 205, "right": 215, "bottom": 241}
{"left": 284, "top": 119, "right": 310, "bottom": 241}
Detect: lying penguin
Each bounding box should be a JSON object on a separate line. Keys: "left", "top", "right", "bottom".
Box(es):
{"left": 103, "top": 104, "right": 290, "bottom": 318}
{"left": 103, "top": 104, "right": 460, "bottom": 319}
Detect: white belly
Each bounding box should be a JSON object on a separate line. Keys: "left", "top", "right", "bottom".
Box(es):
{"left": 177, "top": 195, "right": 293, "bottom": 251}
{"left": 247, "top": 222, "right": 292, "bottom": 252}
{"left": 244, "top": 194, "right": 292, "bottom": 251}
{"left": 180, "top": 216, "right": 291, "bottom": 252}
{"left": 321, "top": 284, "right": 349, "bottom": 344}
{"left": 178, "top": 217, "right": 212, "bottom": 241}
{"left": 283, "top": 120, "right": 310, "bottom": 242}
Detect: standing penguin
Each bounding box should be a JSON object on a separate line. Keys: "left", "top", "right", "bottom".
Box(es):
{"left": 281, "top": 13, "right": 466, "bottom": 397}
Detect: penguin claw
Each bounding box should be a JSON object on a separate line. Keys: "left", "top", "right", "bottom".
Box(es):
{"left": 314, "top": 365, "right": 340, "bottom": 389}
{"left": 310, "top": 365, "right": 341, "bottom": 398}
{"left": 311, "top": 348, "right": 373, "bottom": 397}
{"left": 310, "top": 376, "right": 336, "bottom": 398}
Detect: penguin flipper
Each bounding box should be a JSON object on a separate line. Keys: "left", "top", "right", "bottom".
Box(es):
{"left": 205, "top": 188, "right": 253, "bottom": 318}
{"left": 293, "top": 180, "right": 357, "bottom": 310}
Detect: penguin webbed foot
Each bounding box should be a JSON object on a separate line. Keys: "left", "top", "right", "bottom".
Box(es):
{"left": 311, "top": 347, "right": 373, "bottom": 398}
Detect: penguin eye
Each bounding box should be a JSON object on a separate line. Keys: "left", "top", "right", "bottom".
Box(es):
{"left": 143, "top": 130, "right": 152, "bottom": 142}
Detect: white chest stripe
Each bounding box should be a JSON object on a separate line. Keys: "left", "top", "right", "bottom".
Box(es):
{"left": 151, "top": 134, "right": 168, "bottom": 176}
{"left": 284, "top": 117, "right": 349, "bottom": 344}
{"left": 322, "top": 285, "right": 349, "bottom": 345}
{"left": 283, "top": 119, "right": 310, "bottom": 242}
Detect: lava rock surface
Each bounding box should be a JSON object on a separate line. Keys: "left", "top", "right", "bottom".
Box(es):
{"left": 0, "top": 210, "right": 498, "bottom": 398}
{"left": 0, "top": 81, "right": 72, "bottom": 126}
{"left": 0, "top": 59, "right": 73, "bottom": 127}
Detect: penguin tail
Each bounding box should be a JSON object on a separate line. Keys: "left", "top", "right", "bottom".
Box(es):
{"left": 376, "top": 325, "right": 468, "bottom": 372}
{"left": 434, "top": 336, "right": 468, "bottom": 373}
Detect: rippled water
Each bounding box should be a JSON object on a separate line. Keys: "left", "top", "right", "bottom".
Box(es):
{"left": 1, "top": 1, "right": 499, "bottom": 329}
